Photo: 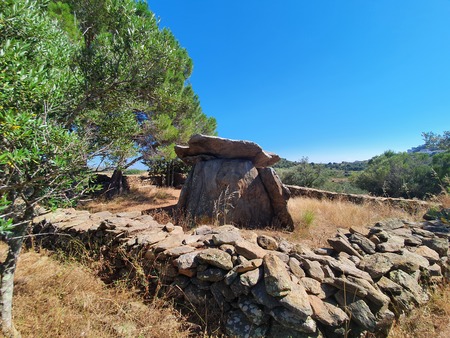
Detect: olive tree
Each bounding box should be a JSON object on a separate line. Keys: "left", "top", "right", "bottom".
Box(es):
{"left": 0, "top": 1, "right": 91, "bottom": 335}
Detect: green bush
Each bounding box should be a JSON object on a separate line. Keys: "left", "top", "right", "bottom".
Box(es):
{"left": 353, "top": 151, "right": 442, "bottom": 199}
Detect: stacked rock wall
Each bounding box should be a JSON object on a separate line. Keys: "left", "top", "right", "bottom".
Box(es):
{"left": 287, "top": 185, "right": 436, "bottom": 214}
{"left": 32, "top": 210, "right": 450, "bottom": 337}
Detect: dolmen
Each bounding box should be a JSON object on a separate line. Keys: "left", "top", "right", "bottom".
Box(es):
{"left": 175, "top": 134, "right": 294, "bottom": 230}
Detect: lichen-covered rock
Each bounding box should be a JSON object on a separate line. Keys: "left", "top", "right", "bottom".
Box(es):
{"left": 225, "top": 310, "right": 268, "bottom": 338}
{"left": 238, "top": 297, "right": 269, "bottom": 325}
{"left": 257, "top": 235, "right": 279, "bottom": 250}
{"left": 422, "top": 237, "right": 449, "bottom": 257}
{"left": 197, "top": 268, "right": 226, "bottom": 282}
{"left": 358, "top": 253, "right": 394, "bottom": 278}
{"left": 289, "top": 257, "right": 306, "bottom": 279}
{"left": 240, "top": 267, "right": 263, "bottom": 287}
{"left": 278, "top": 282, "right": 313, "bottom": 319}
{"left": 414, "top": 245, "right": 440, "bottom": 263}
{"left": 197, "top": 248, "right": 233, "bottom": 270}
{"left": 212, "top": 230, "right": 242, "bottom": 245}
{"left": 235, "top": 239, "right": 268, "bottom": 259}
{"left": 389, "top": 269, "right": 429, "bottom": 304}
{"left": 270, "top": 308, "right": 317, "bottom": 333}
{"left": 347, "top": 299, "right": 377, "bottom": 332}
{"left": 264, "top": 253, "right": 292, "bottom": 297}
{"left": 308, "top": 295, "right": 348, "bottom": 327}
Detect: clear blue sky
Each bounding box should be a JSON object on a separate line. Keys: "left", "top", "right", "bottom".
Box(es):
{"left": 149, "top": 0, "right": 450, "bottom": 163}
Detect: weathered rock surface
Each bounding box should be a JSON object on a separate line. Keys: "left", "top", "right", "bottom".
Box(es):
{"left": 32, "top": 209, "right": 449, "bottom": 338}
{"left": 175, "top": 134, "right": 280, "bottom": 168}
{"left": 176, "top": 135, "right": 293, "bottom": 230}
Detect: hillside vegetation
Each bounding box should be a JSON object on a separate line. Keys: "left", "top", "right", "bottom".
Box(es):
{"left": 275, "top": 144, "right": 450, "bottom": 199}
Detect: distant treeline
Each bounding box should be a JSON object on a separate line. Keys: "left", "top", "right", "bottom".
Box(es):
{"left": 275, "top": 139, "right": 450, "bottom": 199}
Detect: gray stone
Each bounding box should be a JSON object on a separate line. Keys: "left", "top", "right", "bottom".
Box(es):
{"left": 422, "top": 237, "right": 449, "bottom": 257}
{"left": 300, "top": 277, "right": 322, "bottom": 296}
{"left": 347, "top": 299, "right": 377, "bottom": 332}
{"left": 272, "top": 251, "right": 290, "bottom": 264}
{"left": 211, "top": 280, "right": 236, "bottom": 302}
{"left": 197, "top": 268, "right": 227, "bottom": 282}
{"left": 183, "top": 284, "right": 209, "bottom": 305}
{"left": 197, "top": 248, "right": 233, "bottom": 270}
{"left": 428, "top": 263, "right": 442, "bottom": 276}
{"left": 176, "top": 136, "right": 294, "bottom": 230}
{"left": 374, "top": 219, "right": 405, "bottom": 230}
{"left": 153, "top": 234, "right": 189, "bottom": 252}
{"left": 264, "top": 253, "right": 292, "bottom": 297}
{"left": 308, "top": 295, "right": 348, "bottom": 327}
{"left": 278, "top": 282, "right": 313, "bottom": 319}
{"left": 161, "top": 245, "right": 195, "bottom": 258}
{"left": 412, "top": 227, "right": 435, "bottom": 238}
{"left": 175, "top": 251, "right": 199, "bottom": 271}
{"left": 400, "top": 248, "right": 430, "bottom": 269}
{"left": 302, "top": 259, "right": 325, "bottom": 282}
{"left": 346, "top": 276, "right": 390, "bottom": 307}
{"left": 193, "top": 225, "right": 212, "bottom": 236}
{"left": 235, "top": 258, "right": 263, "bottom": 273}
{"left": 230, "top": 277, "right": 250, "bottom": 297}
{"left": 240, "top": 267, "right": 263, "bottom": 287}
{"left": 235, "top": 239, "right": 268, "bottom": 259}
{"left": 358, "top": 253, "right": 394, "bottom": 278}
{"left": 270, "top": 308, "right": 317, "bottom": 333}
{"left": 278, "top": 240, "right": 294, "bottom": 254}
{"left": 225, "top": 310, "right": 268, "bottom": 338}
{"left": 349, "top": 232, "right": 376, "bottom": 254}
{"left": 238, "top": 297, "right": 269, "bottom": 325}
{"left": 257, "top": 235, "right": 278, "bottom": 250}
{"left": 210, "top": 282, "right": 231, "bottom": 312}
{"left": 175, "top": 134, "right": 280, "bottom": 167}
{"left": 212, "top": 230, "right": 242, "bottom": 245}
{"left": 328, "top": 236, "right": 363, "bottom": 259}
{"left": 375, "top": 309, "right": 395, "bottom": 336}
{"left": 389, "top": 269, "right": 429, "bottom": 304}
{"left": 251, "top": 280, "right": 281, "bottom": 309}
{"left": 376, "top": 235, "right": 404, "bottom": 253}
{"left": 289, "top": 257, "right": 306, "bottom": 279}
{"left": 390, "top": 289, "right": 418, "bottom": 315}
{"left": 325, "top": 277, "right": 368, "bottom": 299}
{"left": 414, "top": 245, "right": 440, "bottom": 263}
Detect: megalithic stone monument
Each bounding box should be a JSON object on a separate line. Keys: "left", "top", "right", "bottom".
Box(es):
{"left": 175, "top": 134, "right": 294, "bottom": 230}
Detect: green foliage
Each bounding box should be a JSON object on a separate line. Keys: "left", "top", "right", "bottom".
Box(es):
{"left": 422, "top": 131, "right": 450, "bottom": 150}
{"left": 1, "top": 0, "right": 91, "bottom": 231}
{"left": 123, "top": 169, "right": 146, "bottom": 175}
{"left": 277, "top": 157, "right": 325, "bottom": 188}
{"left": 300, "top": 210, "right": 315, "bottom": 228}
{"left": 62, "top": 0, "right": 217, "bottom": 170}
{"left": 353, "top": 151, "right": 441, "bottom": 199}
{"left": 48, "top": 1, "right": 82, "bottom": 43}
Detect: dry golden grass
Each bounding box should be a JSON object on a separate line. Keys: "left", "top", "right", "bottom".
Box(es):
{"left": 286, "top": 197, "right": 423, "bottom": 247}
{"left": 81, "top": 186, "right": 180, "bottom": 214}
{"left": 7, "top": 245, "right": 189, "bottom": 338}
{"left": 8, "top": 188, "right": 448, "bottom": 337}
{"left": 388, "top": 284, "right": 450, "bottom": 338}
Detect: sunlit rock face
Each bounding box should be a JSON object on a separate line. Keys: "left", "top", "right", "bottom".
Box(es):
{"left": 175, "top": 134, "right": 294, "bottom": 230}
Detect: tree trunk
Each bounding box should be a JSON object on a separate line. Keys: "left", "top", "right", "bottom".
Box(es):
{"left": 106, "top": 169, "right": 128, "bottom": 199}
{"left": 0, "top": 221, "right": 28, "bottom": 338}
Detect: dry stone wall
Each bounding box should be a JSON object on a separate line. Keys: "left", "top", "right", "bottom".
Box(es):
{"left": 32, "top": 210, "right": 450, "bottom": 337}
{"left": 287, "top": 185, "right": 435, "bottom": 213}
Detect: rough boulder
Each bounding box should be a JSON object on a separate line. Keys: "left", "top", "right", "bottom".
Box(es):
{"left": 175, "top": 134, "right": 294, "bottom": 230}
